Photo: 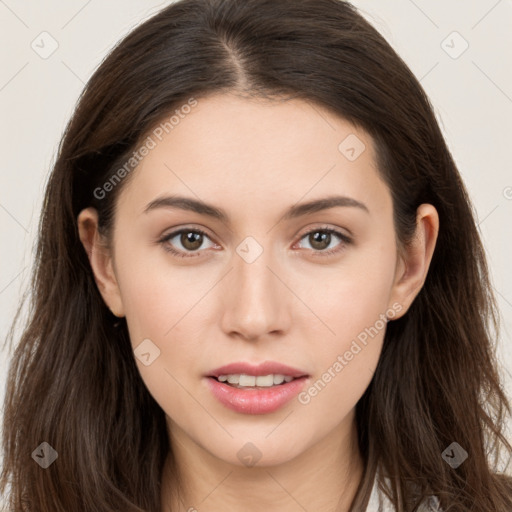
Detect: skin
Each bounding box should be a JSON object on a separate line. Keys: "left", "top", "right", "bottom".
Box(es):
{"left": 78, "top": 93, "right": 439, "bottom": 512}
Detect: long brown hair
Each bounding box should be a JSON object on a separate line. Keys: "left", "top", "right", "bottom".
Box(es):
{"left": 2, "top": 0, "right": 511, "bottom": 510}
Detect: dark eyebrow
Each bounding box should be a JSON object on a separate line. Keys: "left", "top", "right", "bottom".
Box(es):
{"left": 143, "top": 194, "right": 369, "bottom": 222}
{"left": 281, "top": 195, "right": 369, "bottom": 220}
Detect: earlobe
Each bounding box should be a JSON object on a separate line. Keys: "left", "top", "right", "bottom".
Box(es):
{"left": 77, "top": 208, "right": 125, "bottom": 318}
{"left": 389, "top": 204, "right": 439, "bottom": 319}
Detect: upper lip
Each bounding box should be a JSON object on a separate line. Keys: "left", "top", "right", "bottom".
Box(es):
{"left": 207, "top": 361, "right": 309, "bottom": 379}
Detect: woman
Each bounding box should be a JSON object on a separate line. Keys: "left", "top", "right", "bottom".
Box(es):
{"left": 2, "top": 0, "right": 511, "bottom": 510}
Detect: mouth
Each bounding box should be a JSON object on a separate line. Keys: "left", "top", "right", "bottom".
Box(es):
{"left": 205, "top": 374, "right": 310, "bottom": 415}
{"left": 206, "top": 361, "right": 309, "bottom": 389}
{"left": 207, "top": 373, "right": 304, "bottom": 389}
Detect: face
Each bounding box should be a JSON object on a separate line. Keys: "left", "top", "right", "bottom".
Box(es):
{"left": 79, "top": 93, "right": 437, "bottom": 469}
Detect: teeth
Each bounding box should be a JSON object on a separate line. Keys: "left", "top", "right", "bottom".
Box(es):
{"left": 239, "top": 374, "right": 256, "bottom": 386}
{"left": 216, "top": 373, "right": 297, "bottom": 387}
{"left": 273, "top": 374, "right": 285, "bottom": 385}
{"left": 226, "top": 375, "right": 239, "bottom": 384}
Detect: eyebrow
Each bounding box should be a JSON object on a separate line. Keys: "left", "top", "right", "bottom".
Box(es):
{"left": 143, "top": 194, "right": 369, "bottom": 222}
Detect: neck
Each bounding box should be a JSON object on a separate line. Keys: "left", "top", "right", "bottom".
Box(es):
{"left": 161, "top": 411, "right": 364, "bottom": 512}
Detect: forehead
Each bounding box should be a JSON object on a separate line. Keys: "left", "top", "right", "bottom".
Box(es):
{"left": 116, "top": 93, "right": 391, "bottom": 222}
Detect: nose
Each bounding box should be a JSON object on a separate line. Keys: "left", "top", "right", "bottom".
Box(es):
{"left": 219, "top": 242, "right": 291, "bottom": 341}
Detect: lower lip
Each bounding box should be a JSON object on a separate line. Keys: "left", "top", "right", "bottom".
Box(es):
{"left": 205, "top": 376, "right": 309, "bottom": 415}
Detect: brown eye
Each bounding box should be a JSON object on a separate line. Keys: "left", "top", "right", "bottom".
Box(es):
{"left": 180, "top": 231, "right": 203, "bottom": 251}
{"left": 159, "top": 228, "right": 216, "bottom": 258}
{"left": 296, "top": 227, "right": 352, "bottom": 256}
{"left": 308, "top": 231, "right": 332, "bottom": 250}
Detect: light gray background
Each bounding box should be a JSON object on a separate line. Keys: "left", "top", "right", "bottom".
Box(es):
{"left": 1, "top": 0, "right": 511, "bottom": 486}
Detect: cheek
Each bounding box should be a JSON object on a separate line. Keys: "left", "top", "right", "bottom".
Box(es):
{"left": 119, "top": 273, "right": 177, "bottom": 343}
{"left": 113, "top": 234, "right": 192, "bottom": 338}
{"left": 295, "top": 335, "right": 382, "bottom": 432}
{"left": 113, "top": 239, "right": 215, "bottom": 378}
{"left": 296, "top": 276, "right": 393, "bottom": 417}
{"left": 114, "top": 250, "right": 210, "bottom": 419}
{"left": 301, "top": 240, "right": 397, "bottom": 347}
{"left": 114, "top": 224, "right": 396, "bottom": 383}
{"left": 293, "top": 240, "right": 397, "bottom": 402}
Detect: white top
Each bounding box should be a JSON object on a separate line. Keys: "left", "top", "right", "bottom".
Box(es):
{"left": 367, "top": 473, "right": 442, "bottom": 511}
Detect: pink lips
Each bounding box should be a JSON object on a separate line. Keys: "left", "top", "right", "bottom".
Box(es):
{"left": 206, "top": 361, "right": 308, "bottom": 379}
{"left": 205, "top": 361, "right": 310, "bottom": 415}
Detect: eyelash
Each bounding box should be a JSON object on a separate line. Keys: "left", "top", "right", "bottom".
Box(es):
{"left": 158, "top": 226, "right": 352, "bottom": 259}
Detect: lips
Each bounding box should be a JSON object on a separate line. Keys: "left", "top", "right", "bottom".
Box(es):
{"left": 205, "top": 374, "right": 310, "bottom": 414}
{"left": 204, "top": 361, "right": 311, "bottom": 414}
{"left": 206, "top": 361, "right": 309, "bottom": 379}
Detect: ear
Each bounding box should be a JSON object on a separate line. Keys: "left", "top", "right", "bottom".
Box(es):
{"left": 77, "top": 207, "right": 125, "bottom": 318}
{"left": 388, "top": 203, "right": 439, "bottom": 319}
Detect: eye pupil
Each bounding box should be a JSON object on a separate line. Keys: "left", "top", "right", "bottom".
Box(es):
{"left": 310, "top": 231, "right": 331, "bottom": 250}
{"left": 181, "top": 231, "right": 203, "bottom": 250}
{"left": 164, "top": 227, "right": 346, "bottom": 258}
